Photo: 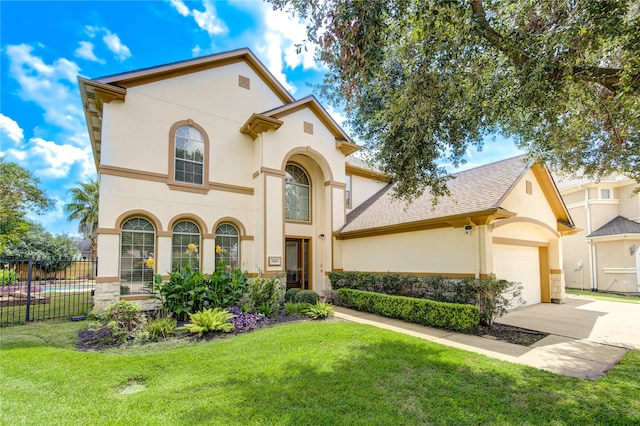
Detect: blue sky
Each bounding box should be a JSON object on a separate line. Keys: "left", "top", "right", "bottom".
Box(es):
{"left": 0, "top": 0, "right": 523, "bottom": 237}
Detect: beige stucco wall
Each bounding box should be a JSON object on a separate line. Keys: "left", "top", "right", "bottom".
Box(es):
{"left": 561, "top": 179, "right": 639, "bottom": 292}
{"left": 95, "top": 59, "right": 352, "bottom": 304}
{"left": 347, "top": 173, "right": 387, "bottom": 212}
{"left": 341, "top": 228, "right": 478, "bottom": 274}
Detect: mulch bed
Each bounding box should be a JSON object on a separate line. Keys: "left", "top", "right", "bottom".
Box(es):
{"left": 473, "top": 323, "right": 548, "bottom": 346}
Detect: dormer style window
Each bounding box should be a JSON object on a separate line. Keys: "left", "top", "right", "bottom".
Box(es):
{"left": 174, "top": 125, "right": 205, "bottom": 185}
{"left": 285, "top": 163, "right": 311, "bottom": 222}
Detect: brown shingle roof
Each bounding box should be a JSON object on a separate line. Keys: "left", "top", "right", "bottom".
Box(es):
{"left": 587, "top": 216, "right": 640, "bottom": 238}
{"left": 340, "top": 155, "right": 531, "bottom": 234}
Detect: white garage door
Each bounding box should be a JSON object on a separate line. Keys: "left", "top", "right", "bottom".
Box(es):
{"left": 493, "top": 244, "right": 541, "bottom": 306}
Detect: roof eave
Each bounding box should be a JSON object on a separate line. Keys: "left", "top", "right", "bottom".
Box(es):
{"left": 336, "top": 208, "right": 515, "bottom": 240}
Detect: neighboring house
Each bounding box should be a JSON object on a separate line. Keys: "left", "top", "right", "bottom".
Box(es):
{"left": 558, "top": 177, "right": 640, "bottom": 293}
{"left": 78, "top": 48, "right": 575, "bottom": 310}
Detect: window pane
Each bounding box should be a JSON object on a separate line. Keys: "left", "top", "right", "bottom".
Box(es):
{"left": 174, "top": 125, "right": 204, "bottom": 185}
{"left": 215, "top": 224, "right": 239, "bottom": 269}
{"left": 120, "top": 218, "right": 155, "bottom": 293}
{"left": 284, "top": 164, "right": 310, "bottom": 222}
{"left": 172, "top": 221, "right": 200, "bottom": 270}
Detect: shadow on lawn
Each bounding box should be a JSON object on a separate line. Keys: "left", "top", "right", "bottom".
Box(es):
{"left": 170, "top": 323, "right": 638, "bottom": 425}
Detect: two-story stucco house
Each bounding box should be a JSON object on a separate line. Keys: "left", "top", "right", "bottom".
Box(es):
{"left": 559, "top": 177, "right": 640, "bottom": 293}
{"left": 79, "top": 48, "right": 575, "bottom": 310}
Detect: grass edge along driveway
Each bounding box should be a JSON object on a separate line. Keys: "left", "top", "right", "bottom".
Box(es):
{"left": 1, "top": 320, "right": 639, "bottom": 425}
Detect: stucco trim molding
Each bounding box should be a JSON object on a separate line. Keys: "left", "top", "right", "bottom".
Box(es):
{"left": 492, "top": 216, "right": 560, "bottom": 238}
{"left": 100, "top": 164, "right": 254, "bottom": 195}
{"left": 96, "top": 276, "right": 120, "bottom": 283}
{"left": 240, "top": 113, "right": 283, "bottom": 140}
{"left": 492, "top": 237, "right": 549, "bottom": 247}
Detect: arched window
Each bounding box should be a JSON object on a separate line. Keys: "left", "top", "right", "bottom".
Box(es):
{"left": 215, "top": 224, "right": 239, "bottom": 269}
{"left": 172, "top": 220, "right": 200, "bottom": 270}
{"left": 120, "top": 218, "right": 155, "bottom": 293}
{"left": 285, "top": 164, "right": 310, "bottom": 222}
{"left": 174, "top": 125, "right": 205, "bottom": 185}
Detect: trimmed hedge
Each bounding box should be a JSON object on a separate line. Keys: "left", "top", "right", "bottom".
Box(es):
{"left": 337, "top": 288, "right": 481, "bottom": 332}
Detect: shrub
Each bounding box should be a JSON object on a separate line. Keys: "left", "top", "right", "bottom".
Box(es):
{"left": 284, "top": 287, "right": 302, "bottom": 303}
{"left": 302, "top": 302, "right": 334, "bottom": 320}
{"left": 283, "top": 302, "right": 312, "bottom": 316}
{"left": 178, "top": 308, "right": 236, "bottom": 337}
{"left": 80, "top": 301, "right": 148, "bottom": 348}
{"left": 294, "top": 290, "right": 320, "bottom": 304}
{"left": 146, "top": 316, "right": 177, "bottom": 341}
{"left": 0, "top": 266, "right": 18, "bottom": 285}
{"left": 337, "top": 289, "right": 480, "bottom": 332}
{"left": 249, "top": 277, "right": 283, "bottom": 316}
{"left": 460, "top": 278, "right": 524, "bottom": 325}
{"left": 329, "top": 271, "right": 521, "bottom": 325}
{"left": 152, "top": 265, "right": 249, "bottom": 321}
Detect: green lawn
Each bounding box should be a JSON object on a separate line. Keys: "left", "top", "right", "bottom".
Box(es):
{"left": 566, "top": 289, "right": 640, "bottom": 304}
{"left": 1, "top": 320, "right": 639, "bottom": 425}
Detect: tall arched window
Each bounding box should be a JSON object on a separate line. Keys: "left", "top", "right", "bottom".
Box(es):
{"left": 172, "top": 220, "right": 200, "bottom": 271}
{"left": 285, "top": 164, "right": 310, "bottom": 222}
{"left": 120, "top": 217, "right": 155, "bottom": 293}
{"left": 215, "top": 223, "right": 239, "bottom": 269}
{"left": 174, "top": 125, "right": 204, "bottom": 185}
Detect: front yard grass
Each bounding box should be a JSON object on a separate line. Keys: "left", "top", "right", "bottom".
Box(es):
{"left": 566, "top": 289, "right": 640, "bottom": 304}
{"left": 1, "top": 320, "right": 639, "bottom": 425}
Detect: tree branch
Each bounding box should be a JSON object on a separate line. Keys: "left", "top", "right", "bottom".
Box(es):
{"left": 469, "top": 0, "right": 638, "bottom": 93}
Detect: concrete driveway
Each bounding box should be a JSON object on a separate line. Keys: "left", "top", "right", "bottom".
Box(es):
{"left": 496, "top": 295, "right": 640, "bottom": 350}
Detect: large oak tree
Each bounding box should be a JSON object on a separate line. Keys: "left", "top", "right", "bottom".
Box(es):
{"left": 271, "top": 0, "right": 639, "bottom": 199}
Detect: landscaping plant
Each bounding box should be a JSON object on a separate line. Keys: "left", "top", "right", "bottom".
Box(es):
{"left": 249, "top": 277, "right": 282, "bottom": 316}
{"left": 294, "top": 289, "right": 320, "bottom": 304}
{"left": 227, "top": 305, "right": 268, "bottom": 333}
{"left": 79, "top": 300, "right": 148, "bottom": 348}
{"left": 302, "top": 301, "right": 334, "bottom": 320}
{"left": 178, "top": 308, "right": 236, "bottom": 337}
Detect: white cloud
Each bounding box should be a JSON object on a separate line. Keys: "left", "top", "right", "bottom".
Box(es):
{"left": 103, "top": 30, "right": 131, "bottom": 61}
{"left": 169, "top": 0, "right": 190, "bottom": 17}
{"left": 0, "top": 113, "right": 24, "bottom": 143}
{"left": 29, "top": 138, "right": 92, "bottom": 179}
{"left": 75, "top": 41, "right": 105, "bottom": 63}
{"left": 170, "top": 0, "right": 227, "bottom": 36}
{"left": 5, "top": 44, "right": 85, "bottom": 137}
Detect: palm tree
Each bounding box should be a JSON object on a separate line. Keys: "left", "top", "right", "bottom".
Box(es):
{"left": 65, "top": 179, "right": 99, "bottom": 259}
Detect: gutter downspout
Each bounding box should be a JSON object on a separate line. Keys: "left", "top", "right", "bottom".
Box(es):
{"left": 584, "top": 188, "right": 597, "bottom": 291}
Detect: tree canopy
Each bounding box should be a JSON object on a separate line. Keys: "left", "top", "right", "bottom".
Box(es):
{"left": 1, "top": 223, "right": 79, "bottom": 272}
{"left": 0, "top": 159, "right": 54, "bottom": 251}
{"left": 271, "top": 0, "right": 640, "bottom": 200}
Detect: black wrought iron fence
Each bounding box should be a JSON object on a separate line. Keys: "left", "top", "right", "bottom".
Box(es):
{"left": 0, "top": 257, "right": 97, "bottom": 325}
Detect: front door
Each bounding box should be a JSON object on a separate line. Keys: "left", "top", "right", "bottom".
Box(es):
{"left": 285, "top": 238, "right": 310, "bottom": 290}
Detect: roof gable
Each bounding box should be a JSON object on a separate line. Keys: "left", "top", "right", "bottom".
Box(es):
{"left": 588, "top": 216, "right": 640, "bottom": 238}
{"left": 337, "top": 156, "right": 575, "bottom": 239}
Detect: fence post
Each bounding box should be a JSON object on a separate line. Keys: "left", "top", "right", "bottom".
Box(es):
{"left": 26, "top": 255, "right": 33, "bottom": 322}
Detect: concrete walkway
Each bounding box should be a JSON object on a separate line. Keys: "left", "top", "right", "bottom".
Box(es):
{"left": 333, "top": 295, "right": 636, "bottom": 380}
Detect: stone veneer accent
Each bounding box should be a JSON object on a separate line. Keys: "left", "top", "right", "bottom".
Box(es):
{"left": 550, "top": 270, "right": 566, "bottom": 303}
{"left": 93, "top": 282, "right": 159, "bottom": 311}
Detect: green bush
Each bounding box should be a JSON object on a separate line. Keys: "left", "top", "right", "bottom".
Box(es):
{"left": 146, "top": 316, "right": 177, "bottom": 341}
{"left": 249, "top": 277, "right": 282, "bottom": 316}
{"left": 294, "top": 290, "right": 320, "bottom": 304}
{"left": 337, "top": 288, "right": 480, "bottom": 332}
{"left": 329, "top": 271, "right": 521, "bottom": 325}
{"left": 0, "top": 266, "right": 18, "bottom": 285}
{"left": 86, "top": 300, "right": 148, "bottom": 344}
{"left": 178, "top": 308, "right": 236, "bottom": 337}
{"left": 152, "top": 264, "right": 249, "bottom": 321}
{"left": 284, "top": 287, "right": 302, "bottom": 303}
{"left": 302, "top": 302, "right": 334, "bottom": 320}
